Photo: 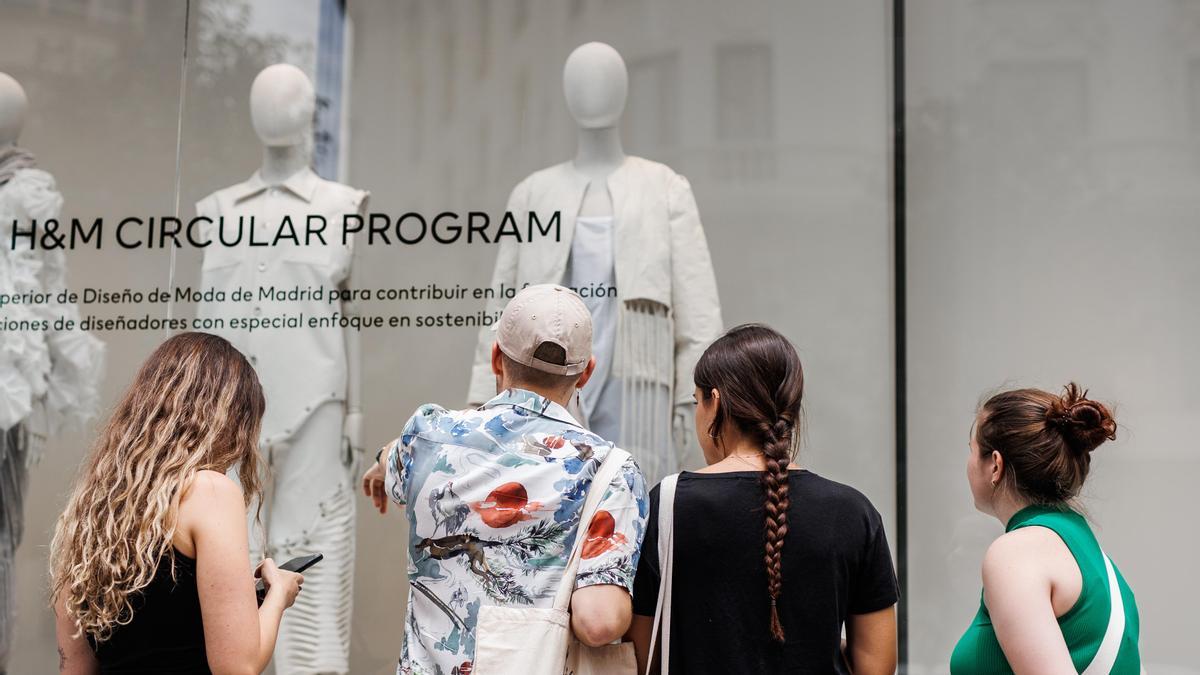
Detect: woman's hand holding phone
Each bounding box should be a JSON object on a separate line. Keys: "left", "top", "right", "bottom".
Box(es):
{"left": 255, "top": 558, "right": 304, "bottom": 609}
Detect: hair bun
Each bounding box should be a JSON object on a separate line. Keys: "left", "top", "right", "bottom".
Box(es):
{"left": 1046, "top": 383, "right": 1117, "bottom": 455}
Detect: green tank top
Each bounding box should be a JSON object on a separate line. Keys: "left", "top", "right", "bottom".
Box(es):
{"left": 950, "top": 505, "right": 1140, "bottom": 674}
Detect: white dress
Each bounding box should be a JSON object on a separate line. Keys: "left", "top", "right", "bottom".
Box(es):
{"left": 566, "top": 215, "right": 621, "bottom": 442}
{"left": 196, "top": 167, "right": 367, "bottom": 675}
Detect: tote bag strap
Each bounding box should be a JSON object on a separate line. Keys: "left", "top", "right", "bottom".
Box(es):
{"left": 1081, "top": 549, "right": 1126, "bottom": 675}
{"left": 646, "top": 473, "right": 679, "bottom": 675}
{"left": 552, "top": 447, "right": 631, "bottom": 611}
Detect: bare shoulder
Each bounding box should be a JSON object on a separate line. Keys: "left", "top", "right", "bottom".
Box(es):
{"left": 181, "top": 469, "right": 243, "bottom": 506}
{"left": 982, "top": 527, "right": 1068, "bottom": 584}
{"left": 175, "top": 470, "right": 245, "bottom": 556}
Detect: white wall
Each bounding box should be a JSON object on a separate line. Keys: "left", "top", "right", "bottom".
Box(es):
{"left": 906, "top": 0, "right": 1200, "bottom": 671}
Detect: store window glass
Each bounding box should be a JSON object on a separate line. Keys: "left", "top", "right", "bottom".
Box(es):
{"left": 6, "top": 1, "right": 895, "bottom": 672}
{"left": 906, "top": 1, "right": 1200, "bottom": 671}
{"left": 1, "top": 1, "right": 188, "bottom": 673}
{"left": 169, "top": 0, "right": 895, "bottom": 672}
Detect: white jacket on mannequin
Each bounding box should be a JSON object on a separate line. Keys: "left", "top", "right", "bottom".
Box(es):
{"left": 469, "top": 156, "right": 722, "bottom": 481}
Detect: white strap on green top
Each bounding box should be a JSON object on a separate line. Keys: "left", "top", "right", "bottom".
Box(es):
{"left": 1080, "top": 550, "right": 1124, "bottom": 675}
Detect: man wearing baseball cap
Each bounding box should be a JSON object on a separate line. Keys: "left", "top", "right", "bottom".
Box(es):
{"left": 361, "top": 284, "right": 648, "bottom": 675}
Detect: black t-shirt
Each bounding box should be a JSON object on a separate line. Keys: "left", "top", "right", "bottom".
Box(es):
{"left": 631, "top": 470, "right": 898, "bottom": 674}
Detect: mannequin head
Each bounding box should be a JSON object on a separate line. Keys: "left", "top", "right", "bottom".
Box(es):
{"left": 249, "top": 64, "right": 315, "bottom": 147}
{"left": 0, "top": 73, "right": 29, "bottom": 147}
{"left": 562, "top": 42, "right": 627, "bottom": 129}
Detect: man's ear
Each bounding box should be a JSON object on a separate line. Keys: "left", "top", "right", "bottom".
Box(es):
{"left": 491, "top": 343, "right": 505, "bottom": 379}
{"left": 574, "top": 356, "right": 597, "bottom": 390}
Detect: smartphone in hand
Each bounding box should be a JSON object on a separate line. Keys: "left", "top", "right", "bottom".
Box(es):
{"left": 256, "top": 553, "right": 323, "bottom": 606}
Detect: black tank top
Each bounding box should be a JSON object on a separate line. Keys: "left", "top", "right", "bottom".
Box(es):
{"left": 88, "top": 549, "right": 210, "bottom": 673}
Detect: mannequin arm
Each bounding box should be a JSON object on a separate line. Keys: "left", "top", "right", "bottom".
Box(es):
{"left": 341, "top": 193, "right": 368, "bottom": 463}
{"left": 343, "top": 330, "right": 364, "bottom": 462}
{"left": 667, "top": 174, "right": 723, "bottom": 407}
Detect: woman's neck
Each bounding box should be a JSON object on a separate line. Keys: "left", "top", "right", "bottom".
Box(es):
{"left": 699, "top": 432, "right": 800, "bottom": 473}
{"left": 991, "top": 491, "right": 1033, "bottom": 528}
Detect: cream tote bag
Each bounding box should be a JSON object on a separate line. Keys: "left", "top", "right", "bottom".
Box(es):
{"left": 645, "top": 473, "right": 678, "bottom": 675}
{"left": 473, "top": 448, "right": 637, "bottom": 675}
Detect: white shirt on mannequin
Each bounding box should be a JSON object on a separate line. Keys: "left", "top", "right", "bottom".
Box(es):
{"left": 196, "top": 167, "right": 368, "bottom": 445}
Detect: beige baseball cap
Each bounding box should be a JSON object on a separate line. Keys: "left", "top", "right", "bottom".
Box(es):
{"left": 495, "top": 284, "right": 592, "bottom": 376}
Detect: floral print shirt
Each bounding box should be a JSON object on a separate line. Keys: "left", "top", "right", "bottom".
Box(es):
{"left": 384, "top": 388, "right": 649, "bottom": 675}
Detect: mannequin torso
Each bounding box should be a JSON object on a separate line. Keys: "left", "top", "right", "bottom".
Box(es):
{"left": 195, "top": 63, "right": 363, "bottom": 674}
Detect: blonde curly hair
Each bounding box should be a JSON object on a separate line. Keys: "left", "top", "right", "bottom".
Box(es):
{"left": 50, "top": 331, "right": 265, "bottom": 642}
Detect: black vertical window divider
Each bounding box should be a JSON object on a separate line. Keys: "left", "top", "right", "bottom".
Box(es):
{"left": 891, "top": 0, "right": 910, "bottom": 668}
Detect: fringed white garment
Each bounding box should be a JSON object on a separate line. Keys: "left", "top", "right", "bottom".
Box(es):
{"left": 615, "top": 300, "right": 675, "bottom": 485}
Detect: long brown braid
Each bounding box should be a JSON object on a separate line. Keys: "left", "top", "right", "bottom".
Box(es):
{"left": 694, "top": 324, "right": 804, "bottom": 643}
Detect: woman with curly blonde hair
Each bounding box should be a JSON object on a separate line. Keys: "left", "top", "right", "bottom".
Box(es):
{"left": 51, "top": 331, "right": 303, "bottom": 674}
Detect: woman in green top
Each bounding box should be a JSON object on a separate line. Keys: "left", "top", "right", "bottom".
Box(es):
{"left": 951, "top": 383, "right": 1140, "bottom": 674}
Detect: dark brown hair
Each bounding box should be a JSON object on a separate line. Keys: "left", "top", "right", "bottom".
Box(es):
{"left": 693, "top": 324, "right": 804, "bottom": 642}
{"left": 977, "top": 382, "right": 1116, "bottom": 504}
{"left": 501, "top": 342, "right": 578, "bottom": 391}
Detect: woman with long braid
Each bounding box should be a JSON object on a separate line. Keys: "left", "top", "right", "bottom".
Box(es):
{"left": 630, "top": 324, "right": 898, "bottom": 673}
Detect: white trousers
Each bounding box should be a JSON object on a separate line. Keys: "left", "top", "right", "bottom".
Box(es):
{"left": 251, "top": 401, "right": 355, "bottom": 675}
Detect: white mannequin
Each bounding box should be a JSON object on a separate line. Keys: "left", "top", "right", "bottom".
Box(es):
{"left": 249, "top": 63, "right": 364, "bottom": 468}
{"left": 0, "top": 70, "right": 29, "bottom": 675}
{"left": 1, "top": 72, "right": 104, "bottom": 674}
{"left": 565, "top": 43, "right": 695, "bottom": 469}
{"left": 198, "top": 63, "right": 365, "bottom": 675}
{"left": 0, "top": 73, "right": 49, "bottom": 445}
{"left": 0, "top": 75, "right": 36, "bottom": 437}
{"left": 251, "top": 64, "right": 315, "bottom": 184}
{"left": 0, "top": 73, "right": 28, "bottom": 149}
{"left": 469, "top": 43, "right": 724, "bottom": 484}
{"left": 564, "top": 42, "right": 626, "bottom": 218}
